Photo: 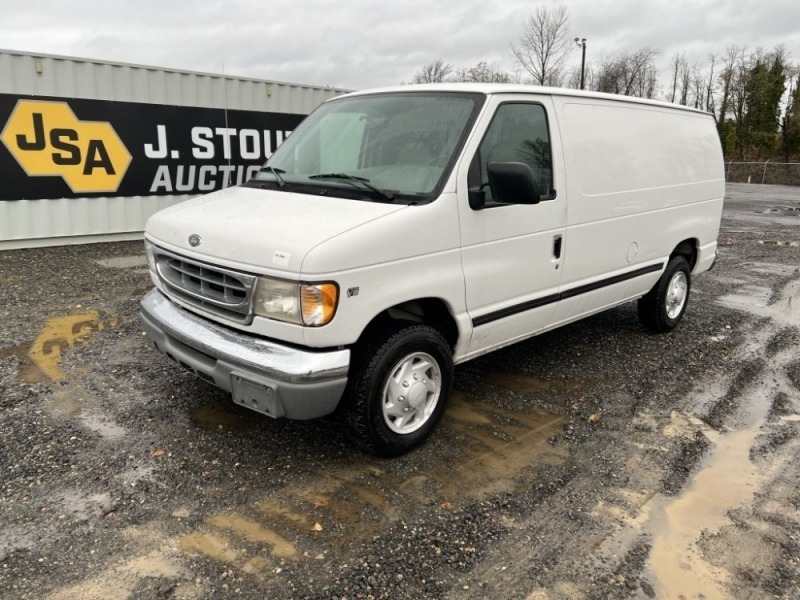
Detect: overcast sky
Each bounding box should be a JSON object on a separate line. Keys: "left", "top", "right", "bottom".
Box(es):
{"left": 2, "top": 0, "right": 799, "bottom": 96}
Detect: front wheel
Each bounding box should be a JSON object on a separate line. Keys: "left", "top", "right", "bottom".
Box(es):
{"left": 344, "top": 323, "right": 453, "bottom": 457}
{"left": 638, "top": 255, "right": 691, "bottom": 333}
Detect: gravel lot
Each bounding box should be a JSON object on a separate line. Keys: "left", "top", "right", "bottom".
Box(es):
{"left": 1, "top": 183, "right": 798, "bottom": 599}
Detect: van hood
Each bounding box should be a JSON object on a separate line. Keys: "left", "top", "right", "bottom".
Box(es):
{"left": 144, "top": 185, "right": 407, "bottom": 274}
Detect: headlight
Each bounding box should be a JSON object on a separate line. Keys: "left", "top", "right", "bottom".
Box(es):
{"left": 253, "top": 277, "right": 338, "bottom": 326}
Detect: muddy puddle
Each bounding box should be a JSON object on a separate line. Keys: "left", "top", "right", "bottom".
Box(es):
{"left": 486, "top": 372, "right": 604, "bottom": 397}
{"left": 758, "top": 239, "right": 799, "bottom": 247}
{"left": 439, "top": 391, "right": 567, "bottom": 500}
{"left": 46, "top": 543, "right": 187, "bottom": 600}
{"left": 176, "top": 387, "right": 567, "bottom": 576}
{"left": 191, "top": 402, "right": 260, "bottom": 432}
{"left": 646, "top": 426, "right": 767, "bottom": 598}
{"left": 761, "top": 206, "right": 800, "bottom": 215}
{"left": 717, "top": 274, "right": 800, "bottom": 329}
{"left": 0, "top": 310, "right": 118, "bottom": 383}
{"left": 606, "top": 277, "right": 800, "bottom": 599}
{"left": 0, "top": 343, "right": 50, "bottom": 383}
{"left": 592, "top": 384, "right": 783, "bottom": 599}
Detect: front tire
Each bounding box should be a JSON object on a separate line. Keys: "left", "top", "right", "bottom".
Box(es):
{"left": 638, "top": 255, "right": 691, "bottom": 333}
{"left": 344, "top": 323, "right": 453, "bottom": 457}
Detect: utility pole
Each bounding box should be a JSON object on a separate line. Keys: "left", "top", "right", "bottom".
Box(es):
{"left": 575, "top": 37, "right": 587, "bottom": 90}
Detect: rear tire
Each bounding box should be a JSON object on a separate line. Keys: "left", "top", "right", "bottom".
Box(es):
{"left": 344, "top": 323, "right": 453, "bottom": 457}
{"left": 638, "top": 256, "right": 691, "bottom": 333}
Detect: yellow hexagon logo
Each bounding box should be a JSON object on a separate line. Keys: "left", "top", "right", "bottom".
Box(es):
{"left": 1, "top": 100, "right": 131, "bottom": 194}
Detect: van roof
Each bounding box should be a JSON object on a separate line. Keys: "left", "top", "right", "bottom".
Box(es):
{"left": 336, "top": 83, "right": 711, "bottom": 116}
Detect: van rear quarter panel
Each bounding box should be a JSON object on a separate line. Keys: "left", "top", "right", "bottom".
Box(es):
{"left": 555, "top": 97, "right": 724, "bottom": 287}
{"left": 547, "top": 97, "right": 724, "bottom": 326}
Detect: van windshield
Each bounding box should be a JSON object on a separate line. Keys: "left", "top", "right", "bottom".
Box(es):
{"left": 250, "top": 92, "right": 484, "bottom": 203}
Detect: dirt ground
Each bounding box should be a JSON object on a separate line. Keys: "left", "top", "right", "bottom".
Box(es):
{"left": 0, "top": 183, "right": 798, "bottom": 600}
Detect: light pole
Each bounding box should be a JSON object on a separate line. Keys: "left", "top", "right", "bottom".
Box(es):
{"left": 574, "top": 37, "right": 587, "bottom": 90}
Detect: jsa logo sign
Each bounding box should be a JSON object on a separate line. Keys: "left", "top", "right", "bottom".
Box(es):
{"left": 1, "top": 100, "right": 131, "bottom": 193}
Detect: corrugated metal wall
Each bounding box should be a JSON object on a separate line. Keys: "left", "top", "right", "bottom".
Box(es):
{"left": 0, "top": 51, "right": 344, "bottom": 113}
{"left": 0, "top": 50, "right": 348, "bottom": 249}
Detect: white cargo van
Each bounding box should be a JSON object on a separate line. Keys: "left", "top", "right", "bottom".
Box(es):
{"left": 140, "top": 84, "right": 724, "bottom": 456}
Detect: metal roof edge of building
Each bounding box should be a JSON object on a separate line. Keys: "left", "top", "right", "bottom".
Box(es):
{"left": 0, "top": 47, "right": 353, "bottom": 94}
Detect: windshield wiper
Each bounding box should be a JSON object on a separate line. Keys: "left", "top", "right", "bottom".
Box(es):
{"left": 308, "top": 173, "right": 394, "bottom": 201}
{"left": 259, "top": 165, "right": 286, "bottom": 188}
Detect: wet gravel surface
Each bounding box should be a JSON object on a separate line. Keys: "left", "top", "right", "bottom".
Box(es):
{"left": 1, "top": 183, "right": 799, "bottom": 599}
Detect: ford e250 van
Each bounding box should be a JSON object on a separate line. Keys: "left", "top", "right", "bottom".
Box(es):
{"left": 139, "top": 84, "right": 724, "bottom": 456}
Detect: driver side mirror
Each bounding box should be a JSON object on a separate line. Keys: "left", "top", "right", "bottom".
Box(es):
{"left": 487, "top": 161, "right": 540, "bottom": 206}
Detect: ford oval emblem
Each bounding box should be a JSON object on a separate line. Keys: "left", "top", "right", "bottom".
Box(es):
{"left": 188, "top": 234, "right": 202, "bottom": 247}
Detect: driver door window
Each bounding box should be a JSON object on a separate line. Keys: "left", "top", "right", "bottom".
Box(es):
{"left": 469, "top": 103, "right": 554, "bottom": 205}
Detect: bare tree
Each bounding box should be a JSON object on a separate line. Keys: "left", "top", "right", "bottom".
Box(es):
{"left": 412, "top": 59, "right": 453, "bottom": 84}
{"left": 508, "top": 68, "right": 530, "bottom": 84}
{"left": 730, "top": 48, "right": 751, "bottom": 146}
{"left": 706, "top": 54, "right": 717, "bottom": 114}
{"left": 679, "top": 60, "right": 691, "bottom": 105}
{"left": 668, "top": 53, "right": 687, "bottom": 103}
{"left": 410, "top": 60, "right": 511, "bottom": 85}
{"left": 451, "top": 62, "right": 511, "bottom": 83}
{"left": 782, "top": 63, "right": 800, "bottom": 161}
{"left": 565, "top": 63, "right": 595, "bottom": 90}
{"left": 635, "top": 61, "right": 659, "bottom": 99}
{"left": 566, "top": 64, "right": 582, "bottom": 89}
{"left": 594, "top": 48, "right": 659, "bottom": 98}
{"left": 511, "top": 6, "right": 572, "bottom": 86}
{"left": 717, "top": 45, "right": 744, "bottom": 124}
{"left": 691, "top": 64, "right": 705, "bottom": 109}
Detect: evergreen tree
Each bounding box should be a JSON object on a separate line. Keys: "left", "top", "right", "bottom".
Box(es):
{"left": 783, "top": 76, "right": 800, "bottom": 160}
{"left": 742, "top": 49, "right": 786, "bottom": 158}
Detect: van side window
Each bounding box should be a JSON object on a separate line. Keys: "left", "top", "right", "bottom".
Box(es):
{"left": 469, "top": 103, "right": 554, "bottom": 205}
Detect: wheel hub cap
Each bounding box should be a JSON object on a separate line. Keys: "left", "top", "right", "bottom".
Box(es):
{"left": 407, "top": 383, "right": 427, "bottom": 409}
{"left": 382, "top": 352, "right": 442, "bottom": 435}
{"left": 666, "top": 272, "right": 688, "bottom": 319}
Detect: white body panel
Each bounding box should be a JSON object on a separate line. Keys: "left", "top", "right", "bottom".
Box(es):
{"left": 454, "top": 94, "right": 566, "bottom": 359}
{"left": 147, "top": 189, "right": 468, "bottom": 351}
{"left": 550, "top": 98, "right": 723, "bottom": 327}
{"left": 146, "top": 186, "right": 408, "bottom": 274}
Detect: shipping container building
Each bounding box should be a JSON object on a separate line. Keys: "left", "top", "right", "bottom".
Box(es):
{"left": 0, "top": 49, "right": 348, "bottom": 249}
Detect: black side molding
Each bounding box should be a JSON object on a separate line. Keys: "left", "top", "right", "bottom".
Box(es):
{"left": 472, "top": 262, "right": 664, "bottom": 328}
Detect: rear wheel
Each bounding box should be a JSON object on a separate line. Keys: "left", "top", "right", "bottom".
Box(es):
{"left": 638, "top": 255, "right": 691, "bottom": 333}
{"left": 344, "top": 323, "right": 453, "bottom": 457}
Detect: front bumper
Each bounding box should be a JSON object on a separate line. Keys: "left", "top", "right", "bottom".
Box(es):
{"left": 139, "top": 289, "right": 350, "bottom": 420}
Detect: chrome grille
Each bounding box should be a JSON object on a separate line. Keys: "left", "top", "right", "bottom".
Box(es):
{"left": 153, "top": 247, "right": 256, "bottom": 324}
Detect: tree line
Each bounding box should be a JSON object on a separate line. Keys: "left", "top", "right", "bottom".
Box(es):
{"left": 411, "top": 6, "right": 799, "bottom": 161}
